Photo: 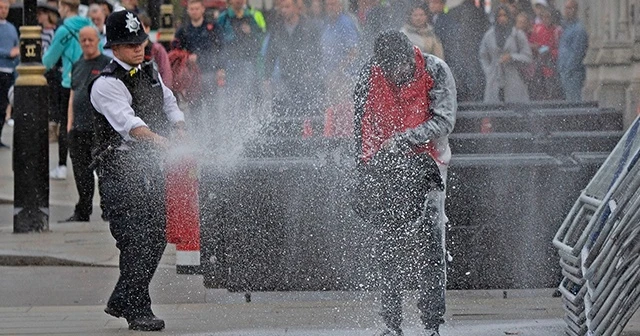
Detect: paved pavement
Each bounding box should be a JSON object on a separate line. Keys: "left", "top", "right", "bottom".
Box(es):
{"left": 2, "top": 123, "right": 640, "bottom": 335}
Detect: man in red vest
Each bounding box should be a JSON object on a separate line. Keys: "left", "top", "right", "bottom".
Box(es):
{"left": 354, "top": 30, "right": 456, "bottom": 336}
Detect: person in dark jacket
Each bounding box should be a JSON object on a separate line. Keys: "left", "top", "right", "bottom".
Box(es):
{"left": 174, "top": 0, "right": 223, "bottom": 118}
{"left": 90, "top": 10, "right": 186, "bottom": 332}
{"left": 354, "top": 31, "right": 456, "bottom": 336}
{"left": 263, "top": 0, "right": 323, "bottom": 119}
{"left": 217, "top": 0, "right": 263, "bottom": 88}
{"left": 61, "top": 26, "right": 111, "bottom": 223}
{"left": 449, "top": 0, "right": 490, "bottom": 102}
{"left": 43, "top": 0, "right": 95, "bottom": 180}
{"left": 427, "top": 0, "right": 463, "bottom": 101}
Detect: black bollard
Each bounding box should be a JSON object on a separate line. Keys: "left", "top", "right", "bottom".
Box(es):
{"left": 13, "top": 1, "right": 49, "bottom": 233}
{"left": 157, "top": 2, "right": 175, "bottom": 51}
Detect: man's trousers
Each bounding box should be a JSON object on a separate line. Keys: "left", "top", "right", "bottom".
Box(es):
{"left": 68, "top": 130, "right": 95, "bottom": 218}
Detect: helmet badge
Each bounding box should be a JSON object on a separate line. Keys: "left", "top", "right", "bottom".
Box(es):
{"left": 125, "top": 12, "right": 141, "bottom": 34}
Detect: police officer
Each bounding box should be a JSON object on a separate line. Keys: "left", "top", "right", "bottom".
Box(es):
{"left": 90, "top": 10, "right": 186, "bottom": 331}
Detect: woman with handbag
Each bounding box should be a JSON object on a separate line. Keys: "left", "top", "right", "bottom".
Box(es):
{"left": 479, "top": 5, "right": 532, "bottom": 103}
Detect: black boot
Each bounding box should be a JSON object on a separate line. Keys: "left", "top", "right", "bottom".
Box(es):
{"left": 127, "top": 316, "right": 165, "bottom": 331}
{"left": 58, "top": 214, "right": 90, "bottom": 222}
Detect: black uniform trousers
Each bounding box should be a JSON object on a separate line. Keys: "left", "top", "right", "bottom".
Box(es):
{"left": 98, "top": 150, "right": 167, "bottom": 319}
{"left": 68, "top": 130, "right": 95, "bottom": 217}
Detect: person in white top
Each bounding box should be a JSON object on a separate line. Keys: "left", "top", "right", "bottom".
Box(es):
{"left": 89, "top": 10, "right": 185, "bottom": 332}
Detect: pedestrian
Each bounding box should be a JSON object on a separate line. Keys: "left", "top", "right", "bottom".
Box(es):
{"left": 557, "top": 0, "right": 587, "bottom": 102}
{"left": 60, "top": 26, "right": 111, "bottom": 223}
{"left": 217, "top": 0, "right": 263, "bottom": 101}
{"left": 93, "top": 0, "right": 114, "bottom": 15}
{"left": 400, "top": 4, "right": 444, "bottom": 59}
{"left": 354, "top": 30, "right": 456, "bottom": 336}
{"left": 90, "top": 10, "right": 186, "bottom": 331}
{"left": 427, "top": 0, "right": 467, "bottom": 102}
{"left": 449, "top": 0, "right": 490, "bottom": 102}
{"left": 43, "top": 0, "right": 95, "bottom": 179}
{"left": 173, "top": 0, "right": 223, "bottom": 117}
{"left": 0, "top": 0, "right": 19, "bottom": 149}
{"left": 216, "top": 0, "right": 263, "bottom": 122}
{"left": 426, "top": 0, "right": 458, "bottom": 73}
{"left": 528, "top": 1, "right": 563, "bottom": 100}
{"left": 138, "top": 14, "right": 173, "bottom": 89}
{"left": 479, "top": 4, "right": 532, "bottom": 103}
{"left": 263, "top": 0, "right": 323, "bottom": 119}
{"left": 356, "top": 0, "right": 391, "bottom": 62}
{"left": 544, "top": 0, "right": 563, "bottom": 26}
{"left": 317, "top": 0, "right": 359, "bottom": 137}
{"left": 37, "top": 1, "right": 59, "bottom": 51}
{"left": 37, "top": 1, "right": 63, "bottom": 144}
{"left": 89, "top": 2, "right": 113, "bottom": 58}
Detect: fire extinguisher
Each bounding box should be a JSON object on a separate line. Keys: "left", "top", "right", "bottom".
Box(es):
{"left": 165, "top": 153, "right": 201, "bottom": 272}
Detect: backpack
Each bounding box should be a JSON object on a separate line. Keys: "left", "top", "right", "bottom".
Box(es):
{"left": 167, "top": 48, "right": 201, "bottom": 100}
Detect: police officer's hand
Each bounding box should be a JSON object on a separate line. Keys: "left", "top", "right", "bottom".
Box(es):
{"left": 173, "top": 121, "right": 187, "bottom": 142}
{"left": 131, "top": 126, "right": 169, "bottom": 150}
{"left": 153, "top": 135, "right": 170, "bottom": 150}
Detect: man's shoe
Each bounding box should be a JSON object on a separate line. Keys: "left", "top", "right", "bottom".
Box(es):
{"left": 420, "top": 328, "right": 440, "bottom": 336}
{"left": 127, "top": 316, "right": 165, "bottom": 331}
{"left": 50, "top": 165, "right": 67, "bottom": 180}
{"left": 58, "top": 214, "right": 90, "bottom": 223}
{"left": 104, "top": 306, "right": 123, "bottom": 318}
{"left": 374, "top": 327, "right": 403, "bottom": 336}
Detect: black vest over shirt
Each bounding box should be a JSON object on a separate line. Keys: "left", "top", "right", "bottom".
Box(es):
{"left": 91, "top": 61, "right": 168, "bottom": 151}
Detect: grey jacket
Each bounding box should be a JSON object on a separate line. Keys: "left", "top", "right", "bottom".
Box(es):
{"left": 354, "top": 53, "right": 457, "bottom": 167}
{"left": 479, "top": 26, "right": 532, "bottom": 103}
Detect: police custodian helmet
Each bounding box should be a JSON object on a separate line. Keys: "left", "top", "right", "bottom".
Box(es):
{"left": 104, "top": 10, "right": 148, "bottom": 48}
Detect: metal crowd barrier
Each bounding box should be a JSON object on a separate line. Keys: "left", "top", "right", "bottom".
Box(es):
{"left": 553, "top": 117, "right": 640, "bottom": 335}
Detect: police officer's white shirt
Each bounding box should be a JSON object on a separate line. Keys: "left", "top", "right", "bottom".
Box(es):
{"left": 90, "top": 57, "right": 185, "bottom": 143}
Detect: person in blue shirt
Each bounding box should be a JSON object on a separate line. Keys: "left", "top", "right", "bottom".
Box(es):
{"left": 0, "top": 0, "right": 19, "bottom": 149}
{"left": 43, "top": 0, "right": 95, "bottom": 180}
{"left": 557, "top": 0, "right": 588, "bottom": 102}
{"left": 321, "top": 0, "right": 359, "bottom": 107}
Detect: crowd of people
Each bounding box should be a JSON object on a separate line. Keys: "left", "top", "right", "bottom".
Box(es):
{"left": 156, "top": 0, "right": 588, "bottom": 136}
{"left": 0, "top": 0, "right": 590, "bottom": 151}
{"left": 480, "top": 0, "right": 588, "bottom": 103}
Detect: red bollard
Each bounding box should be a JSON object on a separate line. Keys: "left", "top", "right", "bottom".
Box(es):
{"left": 302, "top": 118, "right": 314, "bottom": 138}
{"left": 165, "top": 155, "right": 200, "bottom": 271}
{"left": 481, "top": 117, "right": 493, "bottom": 134}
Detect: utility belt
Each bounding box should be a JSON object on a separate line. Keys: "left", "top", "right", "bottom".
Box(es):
{"left": 89, "top": 143, "right": 117, "bottom": 171}
{"left": 90, "top": 141, "right": 163, "bottom": 171}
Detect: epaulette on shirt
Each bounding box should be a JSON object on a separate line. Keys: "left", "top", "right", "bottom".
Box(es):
{"left": 99, "top": 61, "right": 161, "bottom": 87}
{"left": 100, "top": 61, "right": 120, "bottom": 76}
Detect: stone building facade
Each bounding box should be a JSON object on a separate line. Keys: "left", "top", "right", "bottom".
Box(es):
{"left": 580, "top": 0, "right": 640, "bottom": 126}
